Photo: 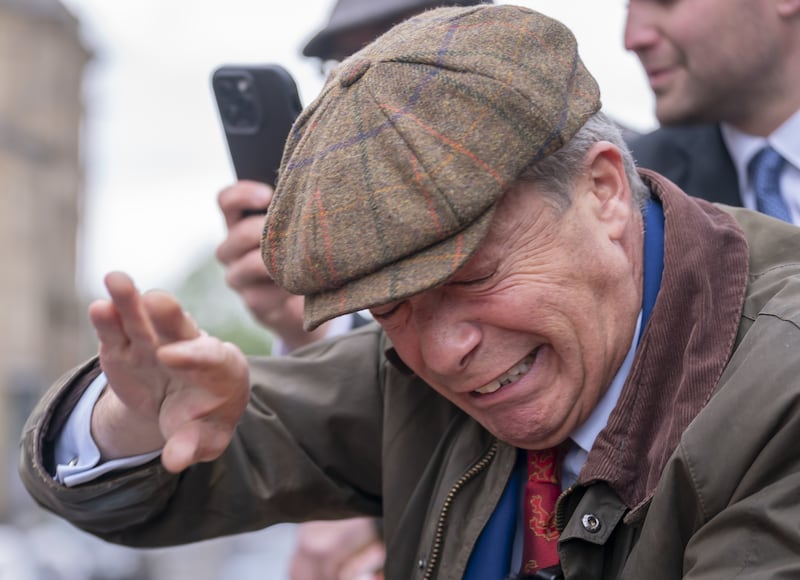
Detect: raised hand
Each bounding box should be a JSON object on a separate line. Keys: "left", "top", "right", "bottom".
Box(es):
{"left": 88, "top": 271, "right": 249, "bottom": 473}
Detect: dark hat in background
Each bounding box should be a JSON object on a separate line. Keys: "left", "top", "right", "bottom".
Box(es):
{"left": 303, "top": 0, "right": 492, "bottom": 60}
{"left": 265, "top": 4, "right": 601, "bottom": 330}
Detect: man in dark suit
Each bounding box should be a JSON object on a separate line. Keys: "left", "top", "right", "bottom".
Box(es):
{"left": 628, "top": 125, "right": 740, "bottom": 206}
{"left": 624, "top": 0, "right": 799, "bottom": 224}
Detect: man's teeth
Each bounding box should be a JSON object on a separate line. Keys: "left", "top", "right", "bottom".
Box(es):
{"left": 474, "top": 353, "right": 536, "bottom": 395}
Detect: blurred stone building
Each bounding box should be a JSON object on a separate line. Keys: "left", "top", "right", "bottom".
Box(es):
{"left": 0, "top": 0, "right": 90, "bottom": 518}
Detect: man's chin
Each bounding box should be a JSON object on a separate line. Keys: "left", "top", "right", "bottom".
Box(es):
{"left": 654, "top": 94, "right": 713, "bottom": 127}
{"left": 484, "top": 421, "right": 559, "bottom": 451}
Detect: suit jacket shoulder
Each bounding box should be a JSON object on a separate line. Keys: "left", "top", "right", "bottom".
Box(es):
{"left": 627, "top": 124, "right": 742, "bottom": 206}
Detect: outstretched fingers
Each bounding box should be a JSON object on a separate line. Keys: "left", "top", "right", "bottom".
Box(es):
{"left": 87, "top": 272, "right": 250, "bottom": 471}
{"left": 100, "top": 271, "right": 158, "bottom": 347}
{"left": 141, "top": 289, "right": 202, "bottom": 345}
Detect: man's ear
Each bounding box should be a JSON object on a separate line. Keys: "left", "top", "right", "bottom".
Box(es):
{"left": 583, "top": 141, "right": 632, "bottom": 241}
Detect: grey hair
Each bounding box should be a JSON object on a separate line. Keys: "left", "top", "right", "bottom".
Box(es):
{"left": 516, "top": 111, "right": 650, "bottom": 212}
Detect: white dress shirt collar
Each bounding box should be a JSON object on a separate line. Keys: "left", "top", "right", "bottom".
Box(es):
{"left": 720, "top": 109, "right": 800, "bottom": 224}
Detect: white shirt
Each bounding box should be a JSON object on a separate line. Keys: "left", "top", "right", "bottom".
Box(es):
{"left": 720, "top": 109, "right": 800, "bottom": 225}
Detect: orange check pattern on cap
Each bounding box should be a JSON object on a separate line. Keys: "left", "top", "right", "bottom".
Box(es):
{"left": 264, "top": 4, "right": 602, "bottom": 331}
{"left": 521, "top": 447, "right": 561, "bottom": 575}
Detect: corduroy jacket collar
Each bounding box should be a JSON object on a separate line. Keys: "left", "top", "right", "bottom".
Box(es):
{"left": 582, "top": 169, "right": 749, "bottom": 515}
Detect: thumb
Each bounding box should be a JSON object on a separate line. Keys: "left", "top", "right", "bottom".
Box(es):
{"left": 161, "top": 418, "right": 236, "bottom": 473}
{"left": 161, "top": 423, "right": 202, "bottom": 473}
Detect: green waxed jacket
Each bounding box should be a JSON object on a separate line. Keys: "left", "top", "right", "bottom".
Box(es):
{"left": 19, "top": 172, "right": 800, "bottom": 579}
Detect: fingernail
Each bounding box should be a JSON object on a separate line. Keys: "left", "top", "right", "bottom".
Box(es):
{"left": 253, "top": 184, "right": 272, "bottom": 204}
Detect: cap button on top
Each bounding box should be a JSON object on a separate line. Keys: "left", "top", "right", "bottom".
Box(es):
{"left": 339, "top": 57, "right": 371, "bottom": 87}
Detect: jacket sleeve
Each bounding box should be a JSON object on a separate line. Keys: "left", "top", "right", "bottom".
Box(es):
{"left": 18, "top": 324, "right": 387, "bottom": 548}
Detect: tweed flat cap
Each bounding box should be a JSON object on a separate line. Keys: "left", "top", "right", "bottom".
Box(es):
{"left": 302, "top": 0, "right": 491, "bottom": 60}
{"left": 264, "top": 4, "right": 601, "bottom": 330}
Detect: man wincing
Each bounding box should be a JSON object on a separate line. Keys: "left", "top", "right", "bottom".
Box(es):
{"left": 19, "top": 5, "right": 800, "bottom": 579}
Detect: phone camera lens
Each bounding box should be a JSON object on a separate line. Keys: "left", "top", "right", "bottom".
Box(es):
{"left": 236, "top": 78, "right": 251, "bottom": 94}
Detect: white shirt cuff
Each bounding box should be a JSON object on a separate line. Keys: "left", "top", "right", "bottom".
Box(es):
{"left": 53, "top": 372, "right": 162, "bottom": 487}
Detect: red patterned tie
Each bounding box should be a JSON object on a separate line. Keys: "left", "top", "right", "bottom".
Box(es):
{"left": 521, "top": 447, "right": 561, "bottom": 575}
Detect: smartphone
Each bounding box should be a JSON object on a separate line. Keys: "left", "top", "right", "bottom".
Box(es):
{"left": 212, "top": 64, "right": 302, "bottom": 187}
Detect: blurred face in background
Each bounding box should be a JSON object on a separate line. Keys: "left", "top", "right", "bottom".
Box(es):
{"left": 624, "top": 0, "right": 795, "bottom": 134}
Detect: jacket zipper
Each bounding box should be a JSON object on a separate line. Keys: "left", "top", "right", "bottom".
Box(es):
{"left": 422, "top": 440, "right": 499, "bottom": 580}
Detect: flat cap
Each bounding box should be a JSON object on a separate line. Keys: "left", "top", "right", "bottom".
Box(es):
{"left": 264, "top": 4, "right": 601, "bottom": 330}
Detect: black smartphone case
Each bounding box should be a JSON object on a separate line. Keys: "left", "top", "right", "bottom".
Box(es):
{"left": 212, "top": 64, "right": 302, "bottom": 186}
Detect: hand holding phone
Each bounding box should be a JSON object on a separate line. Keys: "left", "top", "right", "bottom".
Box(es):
{"left": 212, "top": 65, "right": 309, "bottom": 337}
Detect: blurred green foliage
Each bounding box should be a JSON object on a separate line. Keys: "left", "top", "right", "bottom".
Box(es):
{"left": 174, "top": 254, "right": 274, "bottom": 356}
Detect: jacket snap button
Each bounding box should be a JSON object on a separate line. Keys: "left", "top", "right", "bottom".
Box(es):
{"left": 581, "top": 513, "right": 602, "bottom": 533}
{"left": 418, "top": 558, "right": 427, "bottom": 570}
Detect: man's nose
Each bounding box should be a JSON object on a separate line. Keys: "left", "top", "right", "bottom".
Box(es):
{"left": 414, "top": 296, "right": 481, "bottom": 377}
{"left": 623, "top": 3, "right": 659, "bottom": 53}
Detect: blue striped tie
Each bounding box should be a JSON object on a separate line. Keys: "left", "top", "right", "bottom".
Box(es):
{"left": 749, "top": 146, "right": 791, "bottom": 222}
